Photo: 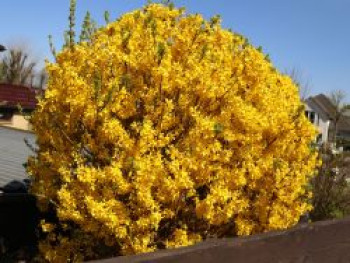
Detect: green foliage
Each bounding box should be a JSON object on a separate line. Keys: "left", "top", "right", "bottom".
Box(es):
{"left": 104, "top": 11, "right": 110, "bottom": 24}
{"left": 48, "top": 35, "right": 57, "bottom": 59}
{"left": 80, "top": 11, "right": 98, "bottom": 43}
{"left": 68, "top": 0, "right": 76, "bottom": 48}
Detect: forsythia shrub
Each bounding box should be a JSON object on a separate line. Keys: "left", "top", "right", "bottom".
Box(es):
{"left": 28, "top": 3, "right": 318, "bottom": 262}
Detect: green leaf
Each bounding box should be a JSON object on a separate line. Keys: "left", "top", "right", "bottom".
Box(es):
{"left": 213, "top": 122, "right": 223, "bottom": 134}
{"left": 120, "top": 74, "right": 132, "bottom": 90}
{"left": 157, "top": 42, "right": 166, "bottom": 61}
{"left": 104, "top": 11, "right": 110, "bottom": 24}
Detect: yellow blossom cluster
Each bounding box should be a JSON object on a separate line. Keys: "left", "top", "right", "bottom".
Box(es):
{"left": 28, "top": 3, "right": 318, "bottom": 262}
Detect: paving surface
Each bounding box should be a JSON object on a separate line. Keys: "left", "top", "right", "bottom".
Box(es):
{"left": 0, "top": 127, "right": 35, "bottom": 188}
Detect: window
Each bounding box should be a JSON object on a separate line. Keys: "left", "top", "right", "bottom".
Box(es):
{"left": 309, "top": 112, "right": 315, "bottom": 124}
{"left": 0, "top": 110, "right": 13, "bottom": 121}
{"left": 304, "top": 110, "right": 317, "bottom": 125}
{"left": 316, "top": 134, "right": 322, "bottom": 143}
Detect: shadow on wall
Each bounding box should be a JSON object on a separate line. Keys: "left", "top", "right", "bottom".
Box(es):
{"left": 0, "top": 180, "right": 39, "bottom": 261}
{"left": 0, "top": 179, "right": 30, "bottom": 194}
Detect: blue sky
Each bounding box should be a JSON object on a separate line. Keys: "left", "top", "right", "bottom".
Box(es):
{"left": 0, "top": 0, "right": 349, "bottom": 100}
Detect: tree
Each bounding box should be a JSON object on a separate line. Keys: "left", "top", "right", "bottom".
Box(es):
{"left": 329, "top": 89, "right": 347, "bottom": 143}
{"left": 28, "top": 3, "right": 318, "bottom": 261}
{"left": 0, "top": 62, "right": 4, "bottom": 81}
{"left": 0, "top": 47, "right": 37, "bottom": 86}
{"left": 35, "top": 68, "right": 48, "bottom": 90}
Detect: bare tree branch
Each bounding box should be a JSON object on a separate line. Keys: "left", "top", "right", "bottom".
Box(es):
{"left": 329, "top": 89, "right": 347, "bottom": 143}
{"left": 285, "top": 68, "right": 312, "bottom": 100}
{"left": 0, "top": 47, "right": 37, "bottom": 86}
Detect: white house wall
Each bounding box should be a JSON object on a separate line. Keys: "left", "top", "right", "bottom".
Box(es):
{"left": 305, "top": 101, "right": 330, "bottom": 143}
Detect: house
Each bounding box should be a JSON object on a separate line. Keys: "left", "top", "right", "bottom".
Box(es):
{"left": 0, "top": 126, "right": 35, "bottom": 192}
{"left": 305, "top": 94, "right": 350, "bottom": 145}
{"left": 0, "top": 84, "right": 39, "bottom": 192}
{"left": 0, "top": 83, "right": 38, "bottom": 131}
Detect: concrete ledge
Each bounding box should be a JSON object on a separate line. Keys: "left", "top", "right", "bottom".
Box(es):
{"left": 94, "top": 217, "right": 350, "bottom": 263}
{"left": 0, "top": 124, "right": 34, "bottom": 134}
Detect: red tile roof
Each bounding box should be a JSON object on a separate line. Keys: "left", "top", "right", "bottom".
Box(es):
{"left": 0, "top": 84, "right": 37, "bottom": 110}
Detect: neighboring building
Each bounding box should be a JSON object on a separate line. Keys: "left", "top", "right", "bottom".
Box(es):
{"left": 305, "top": 94, "right": 350, "bottom": 144}
{"left": 0, "top": 126, "right": 35, "bottom": 190}
{"left": 0, "top": 83, "right": 38, "bottom": 131}
{"left": 338, "top": 109, "right": 350, "bottom": 141}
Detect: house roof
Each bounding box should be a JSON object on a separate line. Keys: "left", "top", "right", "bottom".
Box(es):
{"left": 0, "top": 127, "right": 35, "bottom": 189}
{"left": 0, "top": 83, "right": 38, "bottom": 110}
{"left": 307, "top": 94, "right": 350, "bottom": 132}
{"left": 307, "top": 94, "right": 335, "bottom": 119}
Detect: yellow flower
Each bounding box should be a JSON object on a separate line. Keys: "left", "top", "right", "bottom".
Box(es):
{"left": 41, "top": 220, "right": 55, "bottom": 233}
{"left": 29, "top": 3, "right": 318, "bottom": 261}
